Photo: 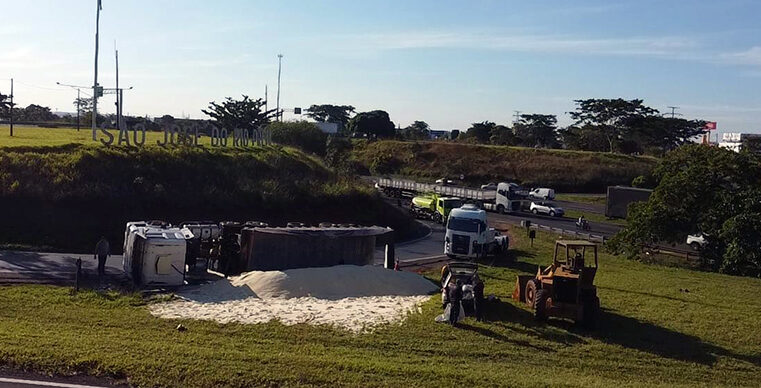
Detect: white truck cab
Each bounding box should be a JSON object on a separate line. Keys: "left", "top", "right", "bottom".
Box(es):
{"left": 444, "top": 204, "right": 508, "bottom": 259}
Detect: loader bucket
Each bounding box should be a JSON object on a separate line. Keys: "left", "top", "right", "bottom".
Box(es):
{"left": 513, "top": 275, "right": 534, "bottom": 302}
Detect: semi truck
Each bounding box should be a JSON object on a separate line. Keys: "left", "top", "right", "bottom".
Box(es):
{"left": 376, "top": 177, "right": 528, "bottom": 214}
{"left": 410, "top": 193, "right": 463, "bottom": 224}
{"left": 444, "top": 204, "right": 509, "bottom": 260}
{"left": 605, "top": 186, "right": 653, "bottom": 219}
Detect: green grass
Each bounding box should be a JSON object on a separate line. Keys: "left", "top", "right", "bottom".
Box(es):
{"left": 1, "top": 231, "right": 759, "bottom": 387}
{"left": 555, "top": 193, "right": 607, "bottom": 205}
{"left": 351, "top": 140, "right": 657, "bottom": 192}
{"left": 0, "top": 127, "right": 425, "bottom": 250}
{"left": 564, "top": 209, "right": 628, "bottom": 227}
{"left": 0, "top": 125, "right": 218, "bottom": 148}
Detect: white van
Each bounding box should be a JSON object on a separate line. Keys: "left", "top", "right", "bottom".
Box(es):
{"left": 529, "top": 188, "right": 555, "bottom": 200}
{"left": 123, "top": 222, "right": 194, "bottom": 286}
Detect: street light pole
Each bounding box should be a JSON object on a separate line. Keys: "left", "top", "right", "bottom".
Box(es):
{"left": 276, "top": 54, "right": 283, "bottom": 122}
{"left": 9, "top": 78, "right": 13, "bottom": 137}
{"left": 92, "top": 0, "right": 102, "bottom": 140}
{"left": 76, "top": 88, "right": 81, "bottom": 131}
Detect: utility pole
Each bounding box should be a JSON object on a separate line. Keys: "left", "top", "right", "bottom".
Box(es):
{"left": 666, "top": 106, "right": 681, "bottom": 119}
{"left": 92, "top": 0, "right": 102, "bottom": 140}
{"left": 513, "top": 110, "right": 522, "bottom": 124}
{"left": 9, "top": 78, "right": 13, "bottom": 137}
{"left": 276, "top": 54, "right": 283, "bottom": 122}
{"left": 265, "top": 84, "right": 268, "bottom": 114}
{"left": 57, "top": 82, "right": 92, "bottom": 132}
{"left": 76, "top": 88, "right": 81, "bottom": 131}
{"left": 115, "top": 46, "right": 120, "bottom": 131}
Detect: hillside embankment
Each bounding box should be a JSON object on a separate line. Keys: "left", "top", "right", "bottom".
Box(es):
{"left": 351, "top": 140, "right": 658, "bottom": 192}
{"left": 0, "top": 143, "right": 424, "bottom": 252}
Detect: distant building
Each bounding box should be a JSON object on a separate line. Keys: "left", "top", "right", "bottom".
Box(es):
{"left": 429, "top": 129, "right": 450, "bottom": 139}
{"left": 719, "top": 132, "right": 761, "bottom": 153}
{"left": 315, "top": 122, "right": 340, "bottom": 134}
{"left": 53, "top": 111, "right": 75, "bottom": 118}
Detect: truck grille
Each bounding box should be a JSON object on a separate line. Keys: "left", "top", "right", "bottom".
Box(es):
{"left": 452, "top": 234, "right": 470, "bottom": 254}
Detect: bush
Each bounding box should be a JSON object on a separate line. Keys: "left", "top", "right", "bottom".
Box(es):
{"left": 269, "top": 121, "right": 327, "bottom": 155}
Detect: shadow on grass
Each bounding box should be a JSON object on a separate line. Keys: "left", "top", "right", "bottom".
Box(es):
{"left": 542, "top": 309, "right": 761, "bottom": 367}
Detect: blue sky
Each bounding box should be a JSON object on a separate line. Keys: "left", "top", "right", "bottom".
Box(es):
{"left": 1, "top": 0, "right": 760, "bottom": 134}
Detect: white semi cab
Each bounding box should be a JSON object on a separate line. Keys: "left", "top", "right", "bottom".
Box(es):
{"left": 444, "top": 204, "right": 509, "bottom": 259}
{"left": 123, "top": 222, "right": 194, "bottom": 286}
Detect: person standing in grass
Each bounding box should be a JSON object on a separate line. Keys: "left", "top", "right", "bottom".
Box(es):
{"left": 95, "top": 236, "right": 111, "bottom": 279}
{"left": 447, "top": 279, "right": 463, "bottom": 326}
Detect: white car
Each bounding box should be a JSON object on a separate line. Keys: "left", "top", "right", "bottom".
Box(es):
{"left": 530, "top": 201, "right": 564, "bottom": 217}
{"left": 480, "top": 182, "right": 498, "bottom": 190}
{"left": 687, "top": 234, "right": 707, "bottom": 250}
{"left": 528, "top": 188, "right": 555, "bottom": 200}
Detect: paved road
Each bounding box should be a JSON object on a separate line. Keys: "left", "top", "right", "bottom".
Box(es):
{"left": 0, "top": 251, "right": 124, "bottom": 284}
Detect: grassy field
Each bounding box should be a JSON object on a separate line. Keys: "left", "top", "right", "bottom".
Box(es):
{"left": 564, "top": 209, "right": 628, "bottom": 227}
{"left": 1, "top": 231, "right": 759, "bottom": 387}
{"left": 555, "top": 193, "right": 607, "bottom": 205}
{"left": 0, "top": 126, "right": 425, "bottom": 251}
{"left": 0, "top": 125, "right": 217, "bottom": 148}
{"left": 351, "top": 140, "right": 657, "bottom": 192}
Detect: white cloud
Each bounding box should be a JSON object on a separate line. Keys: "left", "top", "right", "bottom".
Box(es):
{"left": 330, "top": 30, "right": 702, "bottom": 59}
{"left": 720, "top": 46, "right": 761, "bottom": 65}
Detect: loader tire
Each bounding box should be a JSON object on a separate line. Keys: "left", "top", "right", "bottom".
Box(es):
{"left": 525, "top": 279, "right": 539, "bottom": 308}
{"left": 534, "top": 289, "right": 549, "bottom": 321}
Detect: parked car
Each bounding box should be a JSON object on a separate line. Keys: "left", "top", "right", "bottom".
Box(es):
{"left": 480, "top": 182, "right": 498, "bottom": 190}
{"left": 687, "top": 234, "right": 707, "bottom": 250}
{"left": 529, "top": 188, "right": 555, "bottom": 200}
{"left": 530, "top": 201, "right": 564, "bottom": 217}
{"left": 435, "top": 178, "right": 455, "bottom": 186}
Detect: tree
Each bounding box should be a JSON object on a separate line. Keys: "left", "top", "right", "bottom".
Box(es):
{"left": 400, "top": 120, "right": 430, "bottom": 140}
{"left": 73, "top": 97, "right": 93, "bottom": 115}
{"left": 558, "top": 125, "right": 610, "bottom": 152}
{"left": 608, "top": 144, "right": 761, "bottom": 276}
{"left": 464, "top": 121, "right": 497, "bottom": 143}
{"left": 202, "top": 95, "right": 276, "bottom": 131}
{"left": 449, "top": 130, "right": 460, "bottom": 140}
{"left": 18, "top": 104, "right": 57, "bottom": 122}
{"left": 269, "top": 121, "right": 328, "bottom": 155}
{"left": 346, "top": 110, "right": 396, "bottom": 138}
{"left": 305, "top": 105, "right": 355, "bottom": 126}
{"left": 0, "top": 93, "right": 13, "bottom": 119}
{"left": 514, "top": 114, "right": 558, "bottom": 148}
{"left": 569, "top": 98, "right": 658, "bottom": 153}
{"left": 488, "top": 124, "right": 517, "bottom": 146}
{"left": 626, "top": 116, "right": 706, "bottom": 154}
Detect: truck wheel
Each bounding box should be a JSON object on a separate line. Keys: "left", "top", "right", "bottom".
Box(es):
{"left": 549, "top": 210, "right": 555, "bottom": 217}
{"left": 534, "top": 289, "right": 549, "bottom": 321}
{"left": 525, "top": 279, "right": 539, "bottom": 307}
{"left": 497, "top": 204, "right": 505, "bottom": 214}
{"left": 532, "top": 209, "right": 538, "bottom": 215}
{"left": 690, "top": 242, "right": 701, "bottom": 251}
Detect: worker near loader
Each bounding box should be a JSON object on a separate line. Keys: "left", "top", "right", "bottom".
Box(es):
{"left": 95, "top": 236, "right": 110, "bottom": 278}
{"left": 447, "top": 280, "right": 463, "bottom": 326}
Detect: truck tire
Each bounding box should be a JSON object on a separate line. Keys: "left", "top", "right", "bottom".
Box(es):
{"left": 690, "top": 242, "right": 701, "bottom": 251}
{"left": 534, "top": 289, "right": 549, "bottom": 321}
{"left": 549, "top": 210, "right": 556, "bottom": 217}
{"left": 532, "top": 209, "right": 538, "bottom": 215}
{"left": 525, "top": 279, "right": 539, "bottom": 307}
{"left": 497, "top": 204, "right": 505, "bottom": 214}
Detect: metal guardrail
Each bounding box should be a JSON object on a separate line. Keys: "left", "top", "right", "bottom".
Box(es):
{"left": 529, "top": 224, "right": 607, "bottom": 243}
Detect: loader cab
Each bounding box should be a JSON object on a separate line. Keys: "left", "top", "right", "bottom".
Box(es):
{"left": 554, "top": 240, "right": 597, "bottom": 273}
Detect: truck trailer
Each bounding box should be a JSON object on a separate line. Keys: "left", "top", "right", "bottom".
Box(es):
{"left": 605, "top": 186, "right": 653, "bottom": 219}
{"left": 377, "top": 178, "right": 528, "bottom": 214}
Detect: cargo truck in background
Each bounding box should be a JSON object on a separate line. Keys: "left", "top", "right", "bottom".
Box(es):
{"left": 444, "top": 204, "right": 509, "bottom": 260}
{"left": 376, "top": 177, "right": 528, "bottom": 214}
{"left": 410, "top": 193, "right": 463, "bottom": 224}
{"left": 605, "top": 186, "right": 653, "bottom": 219}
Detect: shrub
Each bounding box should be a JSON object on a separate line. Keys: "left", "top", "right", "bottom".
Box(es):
{"left": 269, "top": 121, "right": 327, "bottom": 155}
